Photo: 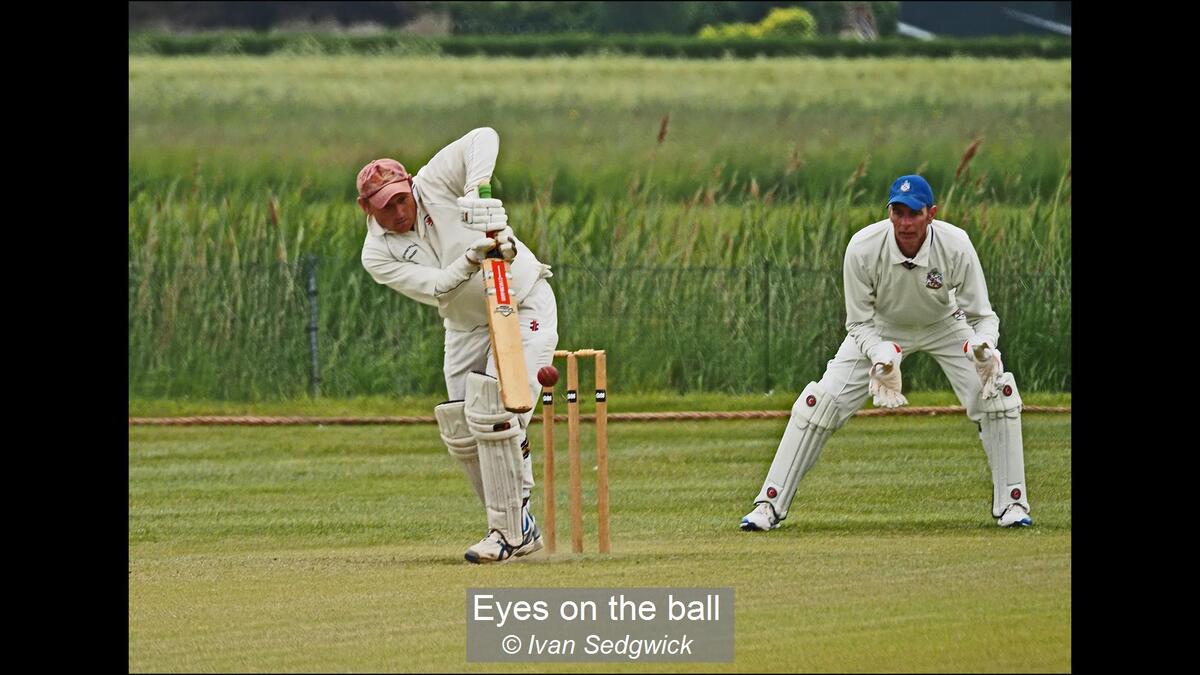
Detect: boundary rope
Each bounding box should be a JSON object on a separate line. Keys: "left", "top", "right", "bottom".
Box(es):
{"left": 129, "top": 406, "right": 1070, "bottom": 426}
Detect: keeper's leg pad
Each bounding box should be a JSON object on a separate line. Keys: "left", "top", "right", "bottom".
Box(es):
{"left": 435, "top": 400, "right": 484, "bottom": 506}
{"left": 978, "top": 372, "right": 1030, "bottom": 517}
{"left": 465, "top": 372, "right": 525, "bottom": 544}
{"left": 755, "top": 382, "right": 841, "bottom": 520}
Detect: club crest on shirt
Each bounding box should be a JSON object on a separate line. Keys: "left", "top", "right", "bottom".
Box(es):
{"left": 925, "top": 268, "right": 944, "bottom": 289}
{"left": 424, "top": 214, "right": 433, "bottom": 228}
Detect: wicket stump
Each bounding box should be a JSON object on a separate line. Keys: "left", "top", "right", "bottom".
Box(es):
{"left": 541, "top": 348, "right": 610, "bottom": 554}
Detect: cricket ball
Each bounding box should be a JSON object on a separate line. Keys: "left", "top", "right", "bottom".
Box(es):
{"left": 537, "top": 365, "right": 559, "bottom": 387}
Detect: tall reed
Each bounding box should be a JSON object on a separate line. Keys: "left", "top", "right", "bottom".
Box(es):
{"left": 129, "top": 167, "right": 1070, "bottom": 399}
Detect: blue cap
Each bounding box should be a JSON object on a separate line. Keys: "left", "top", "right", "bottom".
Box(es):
{"left": 886, "top": 175, "right": 935, "bottom": 211}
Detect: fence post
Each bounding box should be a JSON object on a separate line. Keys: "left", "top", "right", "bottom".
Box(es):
{"left": 305, "top": 255, "right": 321, "bottom": 397}
{"left": 763, "top": 259, "right": 771, "bottom": 392}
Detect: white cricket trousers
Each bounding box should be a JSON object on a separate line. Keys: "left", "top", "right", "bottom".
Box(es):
{"left": 820, "top": 313, "right": 993, "bottom": 425}
{"left": 754, "top": 311, "right": 1029, "bottom": 522}
{"left": 442, "top": 279, "right": 559, "bottom": 495}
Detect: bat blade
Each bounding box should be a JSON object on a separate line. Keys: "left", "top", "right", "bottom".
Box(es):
{"left": 484, "top": 258, "right": 532, "bottom": 413}
{"left": 476, "top": 181, "right": 531, "bottom": 414}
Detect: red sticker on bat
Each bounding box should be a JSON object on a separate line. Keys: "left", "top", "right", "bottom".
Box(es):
{"left": 491, "top": 260, "right": 510, "bottom": 305}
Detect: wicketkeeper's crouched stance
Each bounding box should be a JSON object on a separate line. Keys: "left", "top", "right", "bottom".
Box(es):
{"left": 358, "top": 128, "right": 558, "bottom": 563}
{"left": 741, "top": 175, "right": 1032, "bottom": 532}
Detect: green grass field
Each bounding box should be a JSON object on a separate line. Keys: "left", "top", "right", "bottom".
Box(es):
{"left": 129, "top": 55, "right": 1070, "bottom": 203}
{"left": 127, "top": 390, "right": 1071, "bottom": 417}
{"left": 129, "top": 411, "right": 1070, "bottom": 672}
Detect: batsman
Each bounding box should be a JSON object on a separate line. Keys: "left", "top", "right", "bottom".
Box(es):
{"left": 741, "top": 174, "right": 1033, "bottom": 531}
{"left": 357, "top": 128, "right": 559, "bottom": 563}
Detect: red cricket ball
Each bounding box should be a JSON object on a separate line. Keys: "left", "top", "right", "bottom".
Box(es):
{"left": 537, "top": 365, "right": 559, "bottom": 387}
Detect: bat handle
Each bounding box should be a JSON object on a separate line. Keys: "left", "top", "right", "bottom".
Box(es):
{"left": 485, "top": 228, "right": 503, "bottom": 259}
{"left": 479, "top": 182, "right": 503, "bottom": 260}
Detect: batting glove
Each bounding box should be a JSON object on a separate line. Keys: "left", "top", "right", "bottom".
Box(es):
{"left": 494, "top": 228, "right": 518, "bottom": 263}
{"left": 457, "top": 195, "right": 508, "bottom": 233}
{"left": 465, "top": 236, "right": 500, "bottom": 265}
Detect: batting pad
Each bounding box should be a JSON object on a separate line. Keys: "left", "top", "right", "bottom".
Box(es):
{"left": 755, "top": 381, "right": 841, "bottom": 520}
{"left": 465, "top": 372, "right": 525, "bottom": 544}
{"left": 979, "top": 372, "right": 1029, "bottom": 517}
{"left": 435, "top": 400, "right": 485, "bottom": 506}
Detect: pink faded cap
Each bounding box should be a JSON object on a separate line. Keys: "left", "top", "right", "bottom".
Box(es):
{"left": 357, "top": 158, "right": 412, "bottom": 209}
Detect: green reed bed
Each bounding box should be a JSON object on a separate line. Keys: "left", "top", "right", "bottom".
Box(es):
{"left": 128, "top": 167, "right": 1069, "bottom": 399}
{"left": 130, "top": 54, "right": 1069, "bottom": 399}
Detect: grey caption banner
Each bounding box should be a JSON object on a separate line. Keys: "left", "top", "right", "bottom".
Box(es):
{"left": 466, "top": 587, "right": 734, "bottom": 662}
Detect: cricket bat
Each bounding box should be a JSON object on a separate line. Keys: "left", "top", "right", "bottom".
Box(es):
{"left": 479, "top": 182, "right": 532, "bottom": 413}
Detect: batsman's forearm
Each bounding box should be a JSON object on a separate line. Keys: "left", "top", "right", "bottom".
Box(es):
{"left": 461, "top": 127, "right": 500, "bottom": 196}
{"left": 433, "top": 256, "right": 480, "bottom": 296}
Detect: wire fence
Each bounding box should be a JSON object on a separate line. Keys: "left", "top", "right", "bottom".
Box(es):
{"left": 128, "top": 258, "right": 1070, "bottom": 399}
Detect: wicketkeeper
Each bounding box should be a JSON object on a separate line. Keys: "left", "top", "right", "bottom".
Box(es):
{"left": 357, "top": 127, "right": 559, "bottom": 563}
{"left": 741, "top": 174, "right": 1033, "bottom": 531}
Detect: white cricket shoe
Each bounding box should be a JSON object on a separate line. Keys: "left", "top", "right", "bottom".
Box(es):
{"left": 997, "top": 503, "right": 1033, "bottom": 527}
{"left": 464, "top": 509, "right": 543, "bottom": 564}
{"left": 464, "top": 530, "right": 517, "bottom": 564}
{"left": 740, "top": 502, "right": 780, "bottom": 531}
{"left": 513, "top": 507, "right": 543, "bottom": 558}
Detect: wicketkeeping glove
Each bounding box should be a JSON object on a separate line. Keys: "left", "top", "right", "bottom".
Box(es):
{"left": 964, "top": 336, "right": 1004, "bottom": 399}
{"left": 457, "top": 195, "right": 508, "bottom": 232}
{"left": 869, "top": 362, "right": 908, "bottom": 408}
{"left": 867, "top": 342, "right": 902, "bottom": 369}
{"left": 867, "top": 342, "right": 907, "bottom": 409}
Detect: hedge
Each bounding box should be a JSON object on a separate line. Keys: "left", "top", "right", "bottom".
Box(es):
{"left": 129, "top": 32, "right": 1071, "bottom": 59}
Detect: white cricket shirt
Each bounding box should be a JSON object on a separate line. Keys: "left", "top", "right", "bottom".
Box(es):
{"left": 842, "top": 219, "right": 1000, "bottom": 356}
{"left": 360, "top": 128, "right": 551, "bottom": 331}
